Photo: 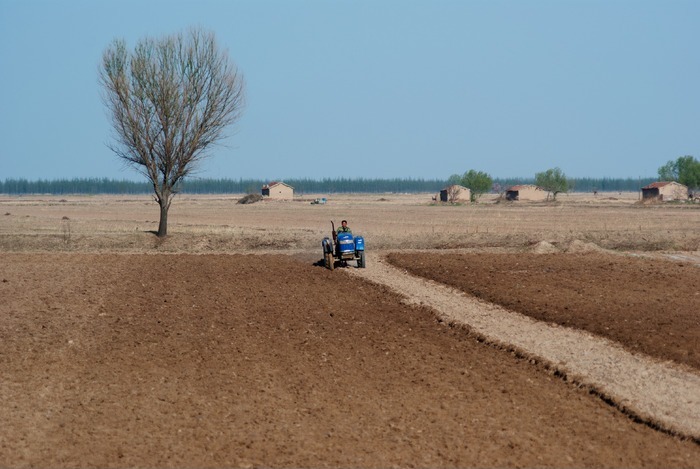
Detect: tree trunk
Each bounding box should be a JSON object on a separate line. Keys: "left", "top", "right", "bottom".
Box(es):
{"left": 157, "top": 196, "right": 170, "bottom": 237}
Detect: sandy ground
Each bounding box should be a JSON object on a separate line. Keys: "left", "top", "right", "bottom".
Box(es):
{"left": 2, "top": 192, "right": 699, "bottom": 252}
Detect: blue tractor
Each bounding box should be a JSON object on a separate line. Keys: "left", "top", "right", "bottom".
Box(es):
{"left": 322, "top": 221, "right": 366, "bottom": 270}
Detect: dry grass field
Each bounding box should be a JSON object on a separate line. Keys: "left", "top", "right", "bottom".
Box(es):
{"left": 1, "top": 191, "right": 698, "bottom": 253}
{"left": 1, "top": 192, "right": 699, "bottom": 467}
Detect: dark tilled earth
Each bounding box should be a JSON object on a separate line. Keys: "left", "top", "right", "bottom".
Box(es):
{"left": 1, "top": 253, "right": 699, "bottom": 468}
{"left": 387, "top": 252, "right": 700, "bottom": 370}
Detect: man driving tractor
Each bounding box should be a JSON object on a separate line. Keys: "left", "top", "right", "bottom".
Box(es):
{"left": 324, "top": 219, "right": 365, "bottom": 269}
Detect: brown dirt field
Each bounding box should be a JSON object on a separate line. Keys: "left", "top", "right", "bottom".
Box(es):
{"left": 2, "top": 194, "right": 700, "bottom": 466}
{"left": 2, "top": 253, "right": 700, "bottom": 467}
{"left": 386, "top": 252, "right": 700, "bottom": 370}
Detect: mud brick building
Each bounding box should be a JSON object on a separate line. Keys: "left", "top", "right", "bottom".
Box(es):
{"left": 439, "top": 185, "right": 471, "bottom": 203}
{"left": 641, "top": 181, "right": 688, "bottom": 201}
{"left": 505, "top": 184, "right": 548, "bottom": 201}
{"left": 261, "top": 181, "right": 294, "bottom": 200}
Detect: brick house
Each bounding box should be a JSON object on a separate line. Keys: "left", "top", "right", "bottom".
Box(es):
{"left": 641, "top": 181, "right": 688, "bottom": 201}
{"left": 261, "top": 181, "right": 294, "bottom": 200}
{"left": 505, "top": 185, "right": 547, "bottom": 201}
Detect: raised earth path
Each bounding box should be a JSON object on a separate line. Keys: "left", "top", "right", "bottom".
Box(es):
{"left": 347, "top": 253, "right": 700, "bottom": 440}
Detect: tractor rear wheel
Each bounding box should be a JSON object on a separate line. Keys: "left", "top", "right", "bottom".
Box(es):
{"left": 358, "top": 251, "right": 366, "bottom": 268}
{"left": 325, "top": 252, "right": 334, "bottom": 270}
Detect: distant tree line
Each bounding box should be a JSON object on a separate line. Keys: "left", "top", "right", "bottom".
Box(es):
{"left": 182, "top": 177, "right": 448, "bottom": 194}
{"left": 0, "top": 176, "right": 657, "bottom": 195}
{"left": 0, "top": 177, "right": 447, "bottom": 195}
{"left": 0, "top": 178, "right": 152, "bottom": 195}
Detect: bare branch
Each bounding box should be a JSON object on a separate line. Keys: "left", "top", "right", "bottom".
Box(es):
{"left": 100, "top": 28, "right": 245, "bottom": 236}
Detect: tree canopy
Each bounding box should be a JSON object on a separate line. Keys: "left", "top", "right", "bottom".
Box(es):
{"left": 461, "top": 170, "right": 493, "bottom": 202}
{"left": 446, "top": 174, "right": 462, "bottom": 186}
{"left": 658, "top": 155, "right": 700, "bottom": 190}
{"left": 100, "top": 28, "right": 245, "bottom": 236}
{"left": 535, "top": 167, "right": 570, "bottom": 200}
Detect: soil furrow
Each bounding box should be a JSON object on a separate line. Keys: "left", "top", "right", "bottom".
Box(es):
{"left": 347, "top": 252, "right": 700, "bottom": 440}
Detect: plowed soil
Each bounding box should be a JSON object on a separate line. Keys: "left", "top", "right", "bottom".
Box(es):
{"left": 386, "top": 252, "right": 700, "bottom": 370}
{"left": 2, "top": 253, "right": 699, "bottom": 467}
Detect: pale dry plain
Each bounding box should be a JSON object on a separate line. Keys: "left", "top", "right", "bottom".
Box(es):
{"left": 1, "top": 192, "right": 700, "bottom": 467}
{"left": 1, "top": 191, "right": 698, "bottom": 253}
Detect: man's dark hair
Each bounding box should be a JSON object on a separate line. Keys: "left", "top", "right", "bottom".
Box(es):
{"left": 341, "top": 220, "right": 347, "bottom": 223}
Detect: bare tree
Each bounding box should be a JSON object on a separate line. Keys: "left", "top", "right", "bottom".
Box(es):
{"left": 100, "top": 28, "right": 245, "bottom": 237}
{"left": 446, "top": 185, "right": 462, "bottom": 203}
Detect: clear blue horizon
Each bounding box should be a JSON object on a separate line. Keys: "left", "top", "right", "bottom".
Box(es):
{"left": 1, "top": 0, "right": 698, "bottom": 181}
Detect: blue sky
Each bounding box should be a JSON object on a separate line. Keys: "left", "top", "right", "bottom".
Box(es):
{"left": 1, "top": 0, "right": 698, "bottom": 181}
